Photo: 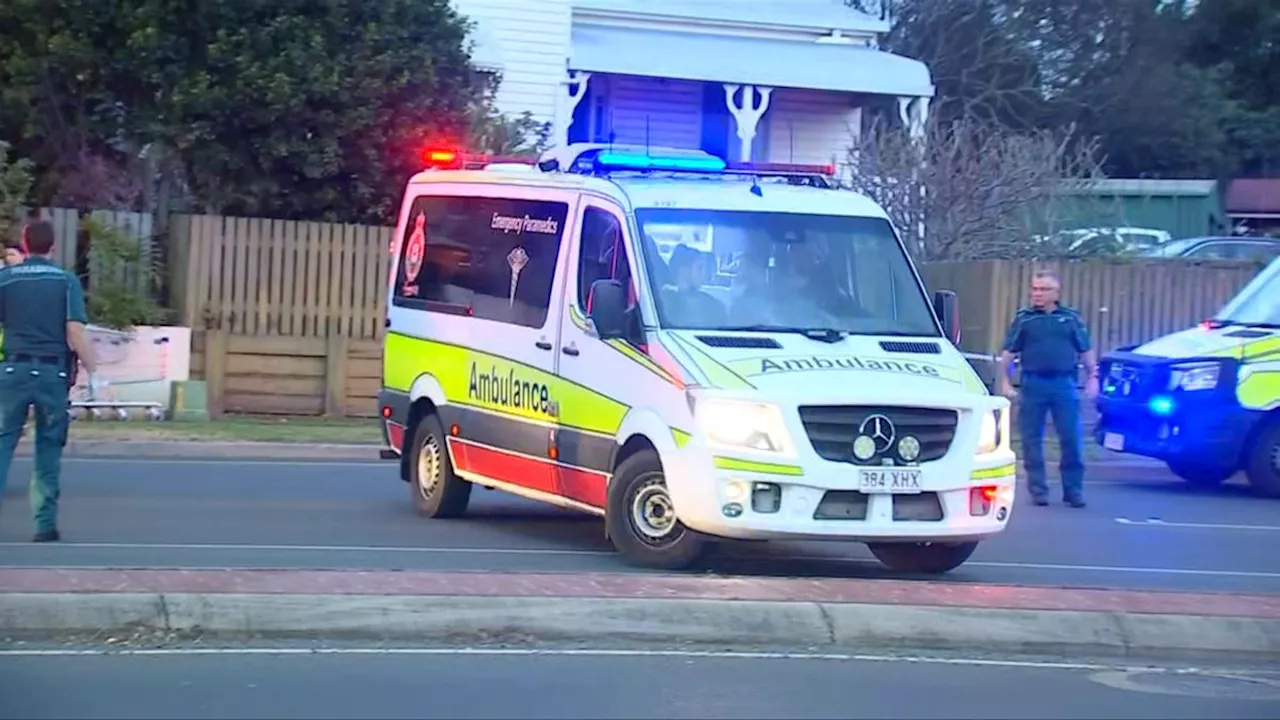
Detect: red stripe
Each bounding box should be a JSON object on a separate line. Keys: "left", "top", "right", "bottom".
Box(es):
{"left": 557, "top": 465, "right": 607, "bottom": 509}
{"left": 446, "top": 437, "right": 607, "bottom": 509}
{"left": 447, "top": 438, "right": 558, "bottom": 496}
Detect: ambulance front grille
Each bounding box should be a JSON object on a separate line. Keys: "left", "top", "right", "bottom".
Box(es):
{"left": 798, "top": 405, "right": 958, "bottom": 465}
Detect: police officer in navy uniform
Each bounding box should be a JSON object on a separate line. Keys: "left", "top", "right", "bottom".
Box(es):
{"left": 998, "top": 270, "right": 1097, "bottom": 508}
{"left": 0, "top": 221, "right": 99, "bottom": 542}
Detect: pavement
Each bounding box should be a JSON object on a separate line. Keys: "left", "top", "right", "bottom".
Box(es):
{"left": 1, "top": 452, "right": 1278, "bottom": 660}
{"left": 2, "top": 645, "right": 1278, "bottom": 719}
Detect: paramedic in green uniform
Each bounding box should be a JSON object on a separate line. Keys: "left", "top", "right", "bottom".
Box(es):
{"left": 997, "top": 270, "right": 1097, "bottom": 509}
{"left": 0, "top": 222, "right": 98, "bottom": 542}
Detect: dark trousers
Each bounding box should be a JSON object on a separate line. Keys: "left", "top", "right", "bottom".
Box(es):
{"left": 0, "top": 360, "right": 71, "bottom": 532}
{"left": 1018, "top": 373, "right": 1085, "bottom": 501}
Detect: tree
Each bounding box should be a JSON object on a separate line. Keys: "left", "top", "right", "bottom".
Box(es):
{"left": 0, "top": 141, "right": 35, "bottom": 243}
{"left": 845, "top": 116, "right": 1106, "bottom": 261}
{"left": 0, "top": 0, "right": 500, "bottom": 224}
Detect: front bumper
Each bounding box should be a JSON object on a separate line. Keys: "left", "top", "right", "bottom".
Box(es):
{"left": 664, "top": 448, "right": 1017, "bottom": 543}
{"left": 1094, "top": 353, "right": 1256, "bottom": 467}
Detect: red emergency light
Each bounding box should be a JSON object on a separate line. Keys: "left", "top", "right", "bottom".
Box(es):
{"left": 726, "top": 161, "right": 837, "bottom": 176}
{"left": 421, "top": 147, "right": 538, "bottom": 171}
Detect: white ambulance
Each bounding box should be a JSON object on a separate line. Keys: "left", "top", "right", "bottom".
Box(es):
{"left": 1095, "top": 255, "right": 1280, "bottom": 496}
{"left": 377, "top": 144, "right": 1015, "bottom": 573}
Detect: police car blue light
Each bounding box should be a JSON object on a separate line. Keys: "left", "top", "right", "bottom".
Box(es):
{"left": 1147, "top": 395, "right": 1175, "bottom": 417}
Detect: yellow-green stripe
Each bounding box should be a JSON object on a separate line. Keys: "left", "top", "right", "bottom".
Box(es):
{"left": 713, "top": 456, "right": 804, "bottom": 476}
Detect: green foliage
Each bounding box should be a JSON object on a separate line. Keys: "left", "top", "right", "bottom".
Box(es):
{"left": 80, "top": 217, "right": 168, "bottom": 330}
{"left": 0, "top": 141, "right": 34, "bottom": 243}
{"left": 0, "top": 0, "right": 487, "bottom": 224}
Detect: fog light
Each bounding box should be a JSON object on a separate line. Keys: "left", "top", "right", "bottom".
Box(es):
{"left": 724, "top": 480, "right": 747, "bottom": 501}
{"left": 969, "top": 485, "right": 998, "bottom": 516}
{"left": 751, "top": 482, "right": 782, "bottom": 514}
{"left": 722, "top": 502, "right": 743, "bottom": 518}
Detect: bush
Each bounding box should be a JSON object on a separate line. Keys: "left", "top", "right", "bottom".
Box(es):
{"left": 0, "top": 141, "right": 35, "bottom": 243}
{"left": 80, "top": 217, "right": 170, "bottom": 330}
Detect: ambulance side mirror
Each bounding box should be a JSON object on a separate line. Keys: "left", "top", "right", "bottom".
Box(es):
{"left": 934, "top": 290, "right": 961, "bottom": 345}
{"left": 587, "top": 279, "right": 628, "bottom": 340}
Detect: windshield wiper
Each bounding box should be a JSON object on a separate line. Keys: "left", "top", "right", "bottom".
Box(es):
{"left": 718, "top": 324, "right": 847, "bottom": 343}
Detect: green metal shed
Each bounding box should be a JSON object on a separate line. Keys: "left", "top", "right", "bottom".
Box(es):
{"left": 1043, "top": 179, "right": 1226, "bottom": 239}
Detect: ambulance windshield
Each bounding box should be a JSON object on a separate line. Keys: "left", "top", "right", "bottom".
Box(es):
{"left": 635, "top": 209, "right": 939, "bottom": 337}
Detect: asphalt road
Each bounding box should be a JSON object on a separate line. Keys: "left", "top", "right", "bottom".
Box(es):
{"left": 1, "top": 646, "right": 1278, "bottom": 719}
{"left": 0, "top": 455, "right": 1278, "bottom": 593}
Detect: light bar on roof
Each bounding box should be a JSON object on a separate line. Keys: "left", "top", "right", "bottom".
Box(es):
{"left": 727, "top": 161, "right": 836, "bottom": 176}
{"left": 594, "top": 151, "right": 728, "bottom": 173}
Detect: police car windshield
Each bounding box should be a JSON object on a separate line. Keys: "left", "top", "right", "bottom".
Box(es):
{"left": 635, "top": 209, "right": 940, "bottom": 337}
{"left": 1216, "top": 268, "right": 1280, "bottom": 326}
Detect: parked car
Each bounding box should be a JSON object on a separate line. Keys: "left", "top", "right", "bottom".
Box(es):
{"left": 1137, "top": 236, "right": 1280, "bottom": 261}
{"left": 1052, "top": 227, "right": 1173, "bottom": 256}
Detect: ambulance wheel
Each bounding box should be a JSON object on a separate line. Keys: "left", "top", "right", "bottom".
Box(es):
{"left": 605, "top": 449, "right": 708, "bottom": 570}
{"left": 1167, "top": 459, "right": 1235, "bottom": 488}
{"left": 408, "top": 412, "right": 471, "bottom": 518}
{"left": 867, "top": 541, "right": 979, "bottom": 575}
{"left": 1244, "top": 420, "right": 1280, "bottom": 499}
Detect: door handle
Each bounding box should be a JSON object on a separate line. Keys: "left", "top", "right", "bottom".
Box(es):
{"left": 562, "top": 344, "right": 580, "bottom": 357}
{"left": 535, "top": 341, "right": 553, "bottom": 351}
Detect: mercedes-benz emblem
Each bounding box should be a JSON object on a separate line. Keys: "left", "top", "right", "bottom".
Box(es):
{"left": 858, "top": 414, "right": 896, "bottom": 454}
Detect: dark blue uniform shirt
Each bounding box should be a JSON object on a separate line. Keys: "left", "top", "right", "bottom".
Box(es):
{"left": 0, "top": 257, "right": 88, "bottom": 357}
{"left": 1002, "top": 304, "right": 1091, "bottom": 375}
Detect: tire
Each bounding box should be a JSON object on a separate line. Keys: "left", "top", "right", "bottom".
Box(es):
{"left": 605, "top": 449, "right": 708, "bottom": 570}
{"left": 1167, "top": 459, "right": 1236, "bottom": 488}
{"left": 867, "top": 541, "right": 979, "bottom": 574}
{"left": 1245, "top": 420, "right": 1280, "bottom": 499}
{"left": 408, "top": 412, "right": 472, "bottom": 517}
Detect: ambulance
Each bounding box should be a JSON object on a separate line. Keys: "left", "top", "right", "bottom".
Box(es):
{"left": 1095, "top": 255, "right": 1280, "bottom": 497}
{"left": 376, "top": 144, "right": 1016, "bottom": 573}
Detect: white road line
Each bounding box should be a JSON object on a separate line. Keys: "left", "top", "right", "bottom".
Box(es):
{"left": 0, "top": 646, "right": 1249, "bottom": 674}
{"left": 0, "top": 541, "right": 1276, "bottom": 579}
{"left": 1116, "top": 517, "right": 1280, "bottom": 532}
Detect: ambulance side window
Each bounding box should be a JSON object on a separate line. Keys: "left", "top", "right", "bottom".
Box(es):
{"left": 392, "top": 194, "right": 569, "bottom": 330}
{"left": 576, "top": 207, "right": 641, "bottom": 341}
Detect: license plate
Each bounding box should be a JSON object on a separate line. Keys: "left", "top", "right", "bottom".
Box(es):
{"left": 1103, "top": 432, "right": 1125, "bottom": 451}
{"left": 857, "top": 468, "right": 922, "bottom": 494}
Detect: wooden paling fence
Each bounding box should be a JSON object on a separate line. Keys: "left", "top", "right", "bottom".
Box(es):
{"left": 919, "top": 259, "right": 1264, "bottom": 355}
{"left": 171, "top": 214, "right": 392, "bottom": 340}
{"left": 165, "top": 214, "right": 1267, "bottom": 417}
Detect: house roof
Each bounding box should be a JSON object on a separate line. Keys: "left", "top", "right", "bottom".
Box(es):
{"left": 1225, "top": 178, "right": 1280, "bottom": 216}
{"left": 572, "top": 0, "right": 889, "bottom": 34}
{"left": 570, "top": 24, "right": 933, "bottom": 97}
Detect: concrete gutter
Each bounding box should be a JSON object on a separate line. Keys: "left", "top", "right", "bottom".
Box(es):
{"left": 2, "top": 593, "right": 1276, "bottom": 660}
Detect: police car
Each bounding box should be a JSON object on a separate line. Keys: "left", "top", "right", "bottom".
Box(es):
{"left": 1095, "top": 255, "right": 1280, "bottom": 496}
{"left": 376, "top": 143, "right": 1015, "bottom": 573}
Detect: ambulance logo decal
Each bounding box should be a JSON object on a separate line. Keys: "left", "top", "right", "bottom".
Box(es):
{"left": 403, "top": 211, "right": 427, "bottom": 283}
{"left": 507, "top": 247, "right": 529, "bottom": 306}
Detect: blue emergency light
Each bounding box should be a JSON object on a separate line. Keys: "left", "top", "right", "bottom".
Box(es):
{"left": 1148, "top": 395, "right": 1175, "bottom": 417}
{"left": 594, "top": 151, "right": 728, "bottom": 173}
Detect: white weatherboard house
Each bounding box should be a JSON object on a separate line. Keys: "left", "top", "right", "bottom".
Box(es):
{"left": 453, "top": 0, "right": 935, "bottom": 170}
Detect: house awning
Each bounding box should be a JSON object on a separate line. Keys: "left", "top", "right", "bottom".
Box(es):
{"left": 467, "top": 21, "right": 504, "bottom": 72}
{"left": 569, "top": 24, "right": 934, "bottom": 97}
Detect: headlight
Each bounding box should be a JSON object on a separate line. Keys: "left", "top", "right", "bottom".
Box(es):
{"left": 977, "top": 410, "right": 1001, "bottom": 454}
{"left": 692, "top": 397, "right": 794, "bottom": 455}
{"left": 1168, "top": 362, "right": 1220, "bottom": 391}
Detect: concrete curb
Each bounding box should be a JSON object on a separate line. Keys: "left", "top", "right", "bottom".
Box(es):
{"left": 1, "top": 593, "right": 1275, "bottom": 659}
